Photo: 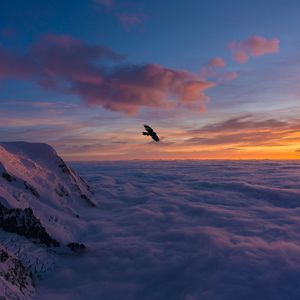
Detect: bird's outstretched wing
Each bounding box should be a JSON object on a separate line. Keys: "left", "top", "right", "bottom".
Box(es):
{"left": 151, "top": 133, "right": 160, "bottom": 142}
{"left": 144, "top": 124, "right": 154, "bottom": 134}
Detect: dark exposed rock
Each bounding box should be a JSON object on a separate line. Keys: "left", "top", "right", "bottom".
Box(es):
{"left": 2, "top": 172, "right": 15, "bottom": 182}
{"left": 0, "top": 249, "right": 9, "bottom": 262}
{"left": 4, "top": 257, "right": 33, "bottom": 290}
{"left": 55, "top": 183, "right": 69, "bottom": 197}
{"left": 67, "top": 242, "right": 86, "bottom": 254}
{"left": 58, "top": 158, "right": 72, "bottom": 175}
{"left": 0, "top": 203, "right": 59, "bottom": 247}
{"left": 80, "top": 194, "right": 96, "bottom": 207}
{"left": 23, "top": 181, "right": 40, "bottom": 198}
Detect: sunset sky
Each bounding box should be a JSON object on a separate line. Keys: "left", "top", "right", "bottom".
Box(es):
{"left": 0, "top": 0, "right": 299, "bottom": 160}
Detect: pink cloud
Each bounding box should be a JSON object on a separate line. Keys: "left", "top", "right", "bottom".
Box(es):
{"left": 0, "top": 35, "right": 214, "bottom": 115}
{"left": 245, "top": 36, "right": 279, "bottom": 56}
{"left": 200, "top": 57, "right": 237, "bottom": 82}
{"left": 208, "top": 57, "right": 226, "bottom": 68}
{"left": 200, "top": 57, "right": 226, "bottom": 78}
{"left": 233, "top": 51, "right": 249, "bottom": 63}
{"left": 229, "top": 35, "right": 280, "bottom": 64}
{"left": 74, "top": 64, "right": 214, "bottom": 114}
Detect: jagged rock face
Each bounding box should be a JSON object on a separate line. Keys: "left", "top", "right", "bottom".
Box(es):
{"left": 0, "top": 204, "right": 59, "bottom": 247}
{"left": 0, "top": 245, "right": 34, "bottom": 300}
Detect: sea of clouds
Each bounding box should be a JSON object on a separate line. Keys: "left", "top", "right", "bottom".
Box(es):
{"left": 37, "top": 160, "right": 300, "bottom": 300}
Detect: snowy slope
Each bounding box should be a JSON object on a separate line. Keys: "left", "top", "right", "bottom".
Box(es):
{"left": 0, "top": 141, "right": 95, "bottom": 244}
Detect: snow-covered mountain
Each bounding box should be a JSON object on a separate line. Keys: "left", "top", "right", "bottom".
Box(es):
{"left": 0, "top": 141, "right": 95, "bottom": 299}
{"left": 0, "top": 142, "right": 95, "bottom": 242}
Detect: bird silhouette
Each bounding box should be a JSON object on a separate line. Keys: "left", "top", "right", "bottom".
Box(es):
{"left": 142, "top": 125, "right": 160, "bottom": 142}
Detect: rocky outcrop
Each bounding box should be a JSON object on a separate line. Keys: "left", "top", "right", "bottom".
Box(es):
{"left": 67, "top": 242, "right": 86, "bottom": 254}
{"left": 0, "top": 245, "right": 34, "bottom": 300}
{"left": 0, "top": 203, "right": 59, "bottom": 247}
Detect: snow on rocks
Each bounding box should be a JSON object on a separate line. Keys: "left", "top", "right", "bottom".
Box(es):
{"left": 0, "top": 244, "right": 34, "bottom": 300}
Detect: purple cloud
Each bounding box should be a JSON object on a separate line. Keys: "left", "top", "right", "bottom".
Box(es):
{"left": 0, "top": 34, "right": 214, "bottom": 115}
{"left": 186, "top": 115, "right": 300, "bottom": 147}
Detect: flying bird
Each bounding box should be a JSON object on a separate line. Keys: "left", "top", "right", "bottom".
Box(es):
{"left": 142, "top": 125, "right": 160, "bottom": 142}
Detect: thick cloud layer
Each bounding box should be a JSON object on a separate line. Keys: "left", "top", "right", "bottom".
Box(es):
{"left": 37, "top": 161, "right": 300, "bottom": 300}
